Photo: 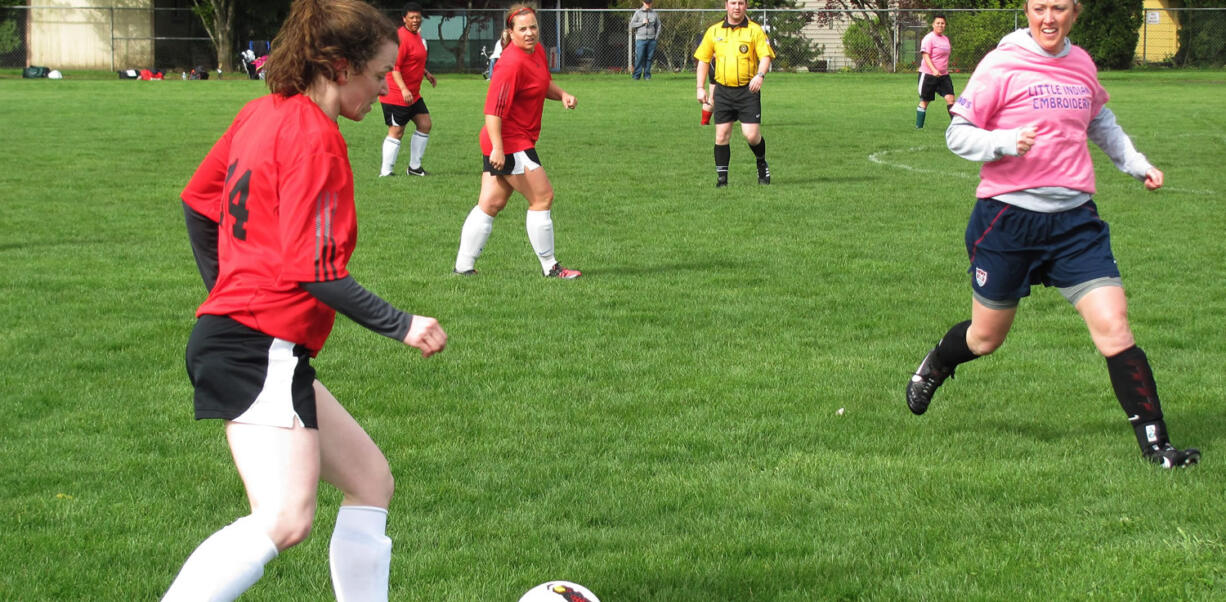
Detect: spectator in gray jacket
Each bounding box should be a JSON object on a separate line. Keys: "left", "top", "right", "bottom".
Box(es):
{"left": 630, "top": 0, "right": 661, "bottom": 80}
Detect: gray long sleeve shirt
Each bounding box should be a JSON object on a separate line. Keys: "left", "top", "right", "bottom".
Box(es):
{"left": 630, "top": 8, "right": 661, "bottom": 40}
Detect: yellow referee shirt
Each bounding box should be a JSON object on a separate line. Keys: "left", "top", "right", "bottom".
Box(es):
{"left": 693, "top": 18, "right": 775, "bottom": 88}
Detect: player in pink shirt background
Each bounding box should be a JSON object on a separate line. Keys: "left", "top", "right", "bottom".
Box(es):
{"left": 915, "top": 14, "right": 954, "bottom": 129}
{"left": 904, "top": 0, "right": 1199, "bottom": 469}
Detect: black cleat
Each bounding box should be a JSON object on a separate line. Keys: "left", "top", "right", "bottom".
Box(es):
{"left": 906, "top": 347, "right": 952, "bottom": 415}
{"left": 1144, "top": 443, "right": 1200, "bottom": 469}
{"left": 716, "top": 174, "right": 728, "bottom": 188}
{"left": 757, "top": 160, "right": 770, "bottom": 185}
{"left": 452, "top": 268, "right": 477, "bottom": 276}
{"left": 406, "top": 165, "right": 429, "bottom": 177}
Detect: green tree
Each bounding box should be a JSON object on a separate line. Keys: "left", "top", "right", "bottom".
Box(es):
{"left": 0, "top": 0, "right": 24, "bottom": 59}
{"left": 1072, "top": 0, "right": 1141, "bottom": 69}
{"left": 904, "top": 0, "right": 1022, "bottom": 71}
{"left": 820, "top": 1, "right": 898, "bottom": 70}
{"left": 821, "top": 0, "right": 1002, "bottom": 71}
{"left": 751, "top": 0, "right": 824, "bottom": 70}
{"left": 192, "top": 0, "right": 237, "bottom": 73}
{"left": 1174, "top": 0, "right": 1226, "bottom": 67}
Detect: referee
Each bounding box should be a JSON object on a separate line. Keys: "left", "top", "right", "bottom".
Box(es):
{"left": 694, "top": 0, "right": 775, "bottom": 187}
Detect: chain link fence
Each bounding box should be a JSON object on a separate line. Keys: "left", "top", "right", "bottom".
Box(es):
{"left": 4, "top": 6, "right": 1225, "bottom": 75}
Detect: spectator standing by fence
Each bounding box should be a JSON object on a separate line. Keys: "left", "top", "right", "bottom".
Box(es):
{"left": 916, "top": 14, "right": 954, "bottom": 129}
{"left": 630, "top": 0, "right": 661, "bottom": 80}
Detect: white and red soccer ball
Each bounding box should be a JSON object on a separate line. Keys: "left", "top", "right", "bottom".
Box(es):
{"left": 518, "top": 580, "right": 601, "bottom": 602}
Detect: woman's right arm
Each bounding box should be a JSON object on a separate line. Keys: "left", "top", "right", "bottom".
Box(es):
{"left": 485, "top": 114, "right": 505, "bottom": 169}
{"left": 183, "top": 203, "right": 219, "bottom": 291}
{"left": 181, "top": 127, "right": 234, "bottom": 292}
{"left": 946, "top": 116, "right": 1036, "bottom": 162}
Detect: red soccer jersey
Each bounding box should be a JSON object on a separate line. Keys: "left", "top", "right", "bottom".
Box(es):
{"left": 479, "top": 43, "right": 551, "bottom": 155}
{"left": 181, "top": 94, "right": 357, "bottom": 354}
{"left": 380, "top": 26, "right": 428, "bottom": 106}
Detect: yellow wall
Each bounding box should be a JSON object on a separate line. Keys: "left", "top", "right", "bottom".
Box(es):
{"left": 29, "top": 0, "right": 153, "bottom": 70}
{"left": 1137, "top": 0, "right": 1180, "bottom": 63}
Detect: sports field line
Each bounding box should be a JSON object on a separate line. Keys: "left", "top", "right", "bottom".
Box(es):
{"left": 866, "top": 145, "right": 975, "bottom": 179}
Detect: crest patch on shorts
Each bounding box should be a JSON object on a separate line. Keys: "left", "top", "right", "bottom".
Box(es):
{"left": 975, "top": 267, "right": 989, "bottom": 287}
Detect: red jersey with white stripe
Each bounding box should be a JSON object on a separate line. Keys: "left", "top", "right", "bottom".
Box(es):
{"left": 480, "top": 43, "right": 550, "bottom": 155}
{"left": 181, "top": 93, "right": 356, "bottom": 354}
{"left": 380, "top": 26, "right": 428, "bottom": 106}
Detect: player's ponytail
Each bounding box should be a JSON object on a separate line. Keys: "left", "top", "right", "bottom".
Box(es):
{"left": 265, "top": 0, "right": 397, "bottom": 97}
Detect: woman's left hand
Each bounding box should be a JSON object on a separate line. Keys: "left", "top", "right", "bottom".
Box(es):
{"left": 562, "top": 93, "right": 577, "bottom": 109}
{"left": 1144, "top": 167, "right": 1164, "bottom": 191}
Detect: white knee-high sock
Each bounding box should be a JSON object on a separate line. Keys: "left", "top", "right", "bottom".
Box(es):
{"left": 162, "top": 516, "right": 278, "bottom": 602}
{"left": 329, "top": 506, "right": 392, "bottom": 602}
{"left": 408, "top": 131, "right": 430, "bottom": 170}
{"left": 525, "top": 209, "right": 556, "bottom": 272}
{"left": 455, "top": 206, "right": 495, "bottom": 272}
{"left": 380, "top": 137, "right": 401, "bottom": 176}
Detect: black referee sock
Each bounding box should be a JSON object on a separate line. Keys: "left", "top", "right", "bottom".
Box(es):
{"left": 1106, "top": 345, "right": 1168, "bottom": 450}
{"left": 933, "top": 320, "right": 978, "bottom": 371}
{"left": 748, "top": 137, "right": 766, "bottom": 162}
{"left": 714, "top": 144, "right": 730, "bottom": 177}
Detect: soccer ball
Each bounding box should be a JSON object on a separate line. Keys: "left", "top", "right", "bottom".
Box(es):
{"left": 518, "top": 580, "right": 601, "bottom": 602}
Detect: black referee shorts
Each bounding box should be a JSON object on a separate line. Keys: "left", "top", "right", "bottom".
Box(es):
{"left": 712, "top": 83, "right": 762, "bottom": 125}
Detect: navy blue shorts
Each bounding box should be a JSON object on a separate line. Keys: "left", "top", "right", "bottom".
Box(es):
{"left": 964, "top": 198, "right": 1120, "bottom": 304}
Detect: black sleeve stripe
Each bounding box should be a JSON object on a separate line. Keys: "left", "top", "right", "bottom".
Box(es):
{"left": 314, "top": 190, "right": 340, "bottom": 281}
{"left": 494, "top": 82, "right": 511, "bottom": 117}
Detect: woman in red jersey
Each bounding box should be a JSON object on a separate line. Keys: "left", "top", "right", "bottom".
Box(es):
{"left": 453, "top": 4, "right": 582, "bottom": 279}
{"left": 164, "top": 1, "right": 446, "bottom": 600}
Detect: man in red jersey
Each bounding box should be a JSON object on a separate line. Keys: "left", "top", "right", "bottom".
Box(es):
{"left": 378, "top": 2, "right": 437, "bottom": 177}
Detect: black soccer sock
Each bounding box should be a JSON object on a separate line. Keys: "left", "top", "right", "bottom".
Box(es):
{"left": 714, "top": 144, "right": 730, "bottom": 176}
{"left": 748, "top": 137, "right": 766, "bottom": 162}
{"left": 1106, "top": 345, "right": 1168, "bottom": 450}
{"left": 933, "top": 320, "right": 978, "bottom": 371}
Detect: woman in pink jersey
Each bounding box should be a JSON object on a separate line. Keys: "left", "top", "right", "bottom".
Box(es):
{"left": 453, "top": 4, "right": 582, "bottom": 279}
{"left": 905, "top": 0, "right": 1198, "bottom": 469}
{"left": 165, "top": 1, "right": 447, "bottom": 600}
{"left": 915, "top": 14, "right": 954, "bottom": 129}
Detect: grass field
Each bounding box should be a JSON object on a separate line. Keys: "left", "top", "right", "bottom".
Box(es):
{"left": 1, "top": 69, "right": 1225, "bottom": 601}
